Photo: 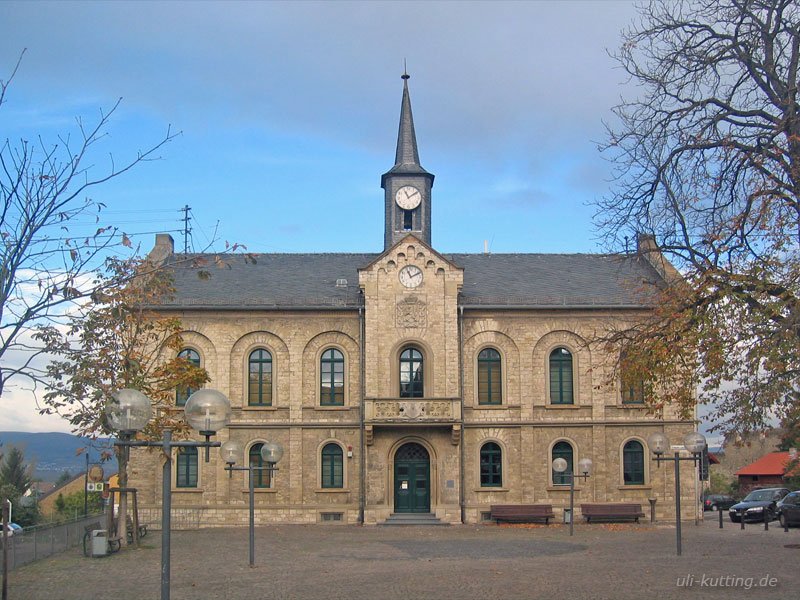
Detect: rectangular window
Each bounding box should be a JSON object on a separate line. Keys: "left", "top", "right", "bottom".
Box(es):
{"left": 403, "top": 209, "right": 413, "bottom": 230}
{"left": 622, "top": 378, "right": 645, "bottom": 404}
{"left": 176, "top": 448, "right": 198, "bottom": 488}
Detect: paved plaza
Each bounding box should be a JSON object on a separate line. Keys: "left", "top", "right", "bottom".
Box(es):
{"left": 7, "top": 514, "right": 800, "bottom": 600}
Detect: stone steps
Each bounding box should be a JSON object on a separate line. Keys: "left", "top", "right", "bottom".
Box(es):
{"left": 379, "top": 513, "right": 450, "bottom": 526}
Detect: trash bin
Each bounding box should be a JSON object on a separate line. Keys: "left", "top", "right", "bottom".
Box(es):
{"left": 91, "top": 530, "right": 108, "bottom": 557}
{"left": 563, "top": 508, "right": 572, "bottom": 524}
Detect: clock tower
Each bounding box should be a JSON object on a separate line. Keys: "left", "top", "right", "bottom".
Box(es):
{"left": 381, "top": 72, "right": 434, "bottom": 250}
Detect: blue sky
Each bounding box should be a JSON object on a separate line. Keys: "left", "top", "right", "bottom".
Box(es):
{"left": 2, "top": 1, "right": 722, "bottom": 440}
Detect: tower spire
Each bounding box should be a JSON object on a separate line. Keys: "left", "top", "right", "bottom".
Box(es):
{"left": 395, "top": 69, "right": 421, "bottom": 167}
{"left": 381, "top": 70, "right": 434, "bottom": 250}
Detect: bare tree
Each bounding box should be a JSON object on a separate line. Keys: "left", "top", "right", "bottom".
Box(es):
{"left": 597, "top": 0, "right": 800, "bottom": 435}
{"left": 0, "top": 51, "right": 178, "bottom": 397}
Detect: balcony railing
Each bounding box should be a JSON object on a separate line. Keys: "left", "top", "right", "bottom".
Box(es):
{"left": 364, "top": 398, "right": 461, "bottom": 424}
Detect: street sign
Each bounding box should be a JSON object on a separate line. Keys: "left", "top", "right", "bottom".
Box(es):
{"left": 88, "top": 465, "right": 104, "bottom": 482}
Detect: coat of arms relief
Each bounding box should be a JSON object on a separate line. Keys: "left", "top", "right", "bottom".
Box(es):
{"left": 396, "top": 295, "right": 427, "bottom": 328}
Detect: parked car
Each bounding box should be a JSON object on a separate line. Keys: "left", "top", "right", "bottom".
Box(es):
{"left": 8, "top": 523, "right": 22, "bottom": 535}
{"left": 704, "top": 494, "right": 736, "bottom": 511}
{"left": 777, "top": 491, "right": 800, "bottom": 528}
{"left": 729, "top": 487, "right": 790, "bottom": 522}
{"left": 1, "top": 523, "right": 19, "bottom": 537}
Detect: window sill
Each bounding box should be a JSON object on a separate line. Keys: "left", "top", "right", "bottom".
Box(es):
{"left": 474, "top": 487, "right": 509, "bottom": 493}
{"left": 315, "top": 488, "right": 350, "bottom": 493}
{"left": 172, "top": 488, "right": 203, "bottom": 493}
{"left": 240, "top": 488, "right": 277, "bottom": 494}
{"left": 545, "top": 404, "right": 582, "bottom": 409}
{"left": 473, "top": 404, "right": 520, "bottom": 410}
{"left": 617, "top": 404, "right": 647, "bottom": 409}
{"left": 618, "top": 485, "right": 651, "bottom": 491}
{"left": 546, "top": 486, "right": 583, "bottom": 492}
{"left": 313, "top": 406, "right": 350, "bottom": 411}
{"left": 242, "top": 405, "right": 278, "bottom": 411}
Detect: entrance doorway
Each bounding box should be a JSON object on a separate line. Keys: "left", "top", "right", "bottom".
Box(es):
{"left": 393, "top": 442, "right": 431, "bottom": 513}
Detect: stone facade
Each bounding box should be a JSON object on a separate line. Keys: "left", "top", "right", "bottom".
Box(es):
{"left": 128, "top": 76, "right": 698, "bottom": 528}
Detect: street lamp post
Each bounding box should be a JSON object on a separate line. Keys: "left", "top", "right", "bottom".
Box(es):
{"left": 219, "top": 440, "right": 284, "bottom": 567}
{"left": 552, "top": 457, "right": 592, "bottom": 536}
{"left": 647, "top": 431, "right": 706, "bottom": 556}
{"left": 106, "top": 388, "right": 231, "bottom": 600}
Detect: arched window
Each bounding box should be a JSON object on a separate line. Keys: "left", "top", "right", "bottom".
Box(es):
{"left": 176, "top": 348, "right": 201, "bottom": 407}
{"left": 623, "top": 440, "right": 645, "bottom": 485}
{"left": 249, "top": 443, "right": 271, "bottom": 488}
{"left": 321, "top": 443, "right": 344, "bottom": 489}
{"left": 478, "top": 348, "right": 502, "bottom": 405}
{"left": 248, "top": 349, "right": 273, "bottom": 406}
{"left": 399, "top": 347, "right": 424, "bottom": 398}
{"left": 320, "top": 348, "right": 344, "bottom": 406}
{"left": 479, "top": 442, "right": 502, "bottom": 487}
{"left": 549, "top": 348, "right": 574, "bottom": 404}
{"left": 176, "top": 447, "right": 198, "bottom": 488}
{"left": 620, "top": 353, "right": 645, "bottom": 405}
{"left": 552, "top": 441, "right": 574, "bottom": 485}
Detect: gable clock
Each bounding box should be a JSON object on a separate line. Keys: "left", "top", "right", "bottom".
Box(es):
{"left": 399, "top": 264, "right": 423, "bottom": 288}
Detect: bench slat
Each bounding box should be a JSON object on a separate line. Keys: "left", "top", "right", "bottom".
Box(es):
{"left": 580, "top": 503, "right": 645, "bottom": 522}
{"left": 490, "top": 504, "right": 555, "bottom": 524}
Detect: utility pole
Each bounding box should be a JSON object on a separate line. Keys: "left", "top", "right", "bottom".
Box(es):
{"left": 181, "top": 205, "right": 192, "bottom": 253}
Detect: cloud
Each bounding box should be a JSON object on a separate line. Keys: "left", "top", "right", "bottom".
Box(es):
{"left": 0, "top": 1, "right": 639, "bottom": 164}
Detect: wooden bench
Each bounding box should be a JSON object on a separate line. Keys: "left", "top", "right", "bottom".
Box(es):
{"left": 580, "top": 503, "right": 645, "bottom": 523}
{"left": 490, "top": 504, "right": 556, "bottom": 524}
{"left": 125, "top": 515, "right": 147, "bottom": 542}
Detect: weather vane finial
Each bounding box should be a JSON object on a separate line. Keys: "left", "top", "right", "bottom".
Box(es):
{"left": 402, "top": 59, "right": 409, "bottom": 80}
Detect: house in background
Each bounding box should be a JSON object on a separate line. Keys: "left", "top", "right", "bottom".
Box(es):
{"left": 735, "top": 450, "right": 799, "bottom": 493}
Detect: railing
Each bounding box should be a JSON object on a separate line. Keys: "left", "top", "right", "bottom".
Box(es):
{"left": 364, "top": 398, "right": 461, "bottom": 424}
{"left": 1, "top": 512, "right": 105, "bottom": 571}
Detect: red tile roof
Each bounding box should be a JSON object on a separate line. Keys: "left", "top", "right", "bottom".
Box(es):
{"left": 735, "top": 451, "right": 794, "bottom": 476}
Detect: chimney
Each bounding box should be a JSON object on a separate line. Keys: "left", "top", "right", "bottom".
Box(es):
{"left": 636, "top": 233, "right": 680, "bottom": 282}
{"left": 147, "top": 233, "right": 175, "bottom": 265}
{"left": 789, "top": 448, "right": 798, "bottom": 460}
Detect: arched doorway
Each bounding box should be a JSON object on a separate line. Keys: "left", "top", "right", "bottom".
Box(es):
{"left": 393, "top": 442, "right": 430, "bottom": 513}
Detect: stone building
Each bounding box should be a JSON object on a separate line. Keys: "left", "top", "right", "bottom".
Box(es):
{"left": 129, "top": 74, "right": 697, "bottom": 527}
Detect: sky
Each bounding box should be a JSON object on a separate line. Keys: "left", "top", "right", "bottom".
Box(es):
{"left": 0, "top": 0, "right": 722, "bottom": 442}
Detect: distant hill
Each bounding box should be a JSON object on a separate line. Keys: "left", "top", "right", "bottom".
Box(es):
{"left": 0, "top": 432, "right": 118, "bottom": 482}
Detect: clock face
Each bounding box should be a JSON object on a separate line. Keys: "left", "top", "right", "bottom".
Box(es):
{"left": 398, "top": 265, "right": 423, "bottom": 288}
{"left": 395, "top": 185, "right": 422, "bottom": 210}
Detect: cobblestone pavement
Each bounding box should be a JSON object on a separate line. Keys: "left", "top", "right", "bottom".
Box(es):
{"left": 7, "top": 514, "right": 800, "bottom": 600}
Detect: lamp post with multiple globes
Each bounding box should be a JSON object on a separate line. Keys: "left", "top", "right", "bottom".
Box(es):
{"left": 551, "top": 456, "right": 593, "bottom": 536}
{"left": 646, "top": 430, "right": 707, "bottom": 556}
{"left": 106, "top": 388, "right": 232, "bottom": 600}
{"left": 219, "top": 440, "right": 284, "bottom": 567}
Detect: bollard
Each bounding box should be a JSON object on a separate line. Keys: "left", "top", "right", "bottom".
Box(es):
{"left": 784, "top": 513, "right": 789, "bottom": 533}
{"left": 648, "top": 498, "right": 657, "bottom": 523}
{"left": 764, "top": 509, "right": 769, "bottom": 531}
{"left": 719, "top": 506, "right": 723, "bottom": 529}
{"left": 741, "top": 515, "right": 745, "bottom": 530}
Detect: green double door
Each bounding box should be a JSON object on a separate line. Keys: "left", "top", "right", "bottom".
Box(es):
{"left": 393, "top": 442, "right": 430, "bottom": 513}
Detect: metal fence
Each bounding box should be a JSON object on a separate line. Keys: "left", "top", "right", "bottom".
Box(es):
{"left": 1, "top": 512, "right": 105, "bottom": 571}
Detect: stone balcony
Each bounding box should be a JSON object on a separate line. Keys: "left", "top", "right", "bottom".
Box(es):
{"left": 364, "top": 397, "right": 461, "bottom": 425}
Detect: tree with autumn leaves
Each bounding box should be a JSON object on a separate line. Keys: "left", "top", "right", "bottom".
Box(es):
{"left": 36, "top": 256, "right": 208, "bottom": 545}
{"left": 598, "top": 0, "right": 800, "bottom": 438}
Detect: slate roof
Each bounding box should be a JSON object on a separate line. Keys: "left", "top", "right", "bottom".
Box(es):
{"left": 154, "top": 251, "right": 663, "bottom": 310}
